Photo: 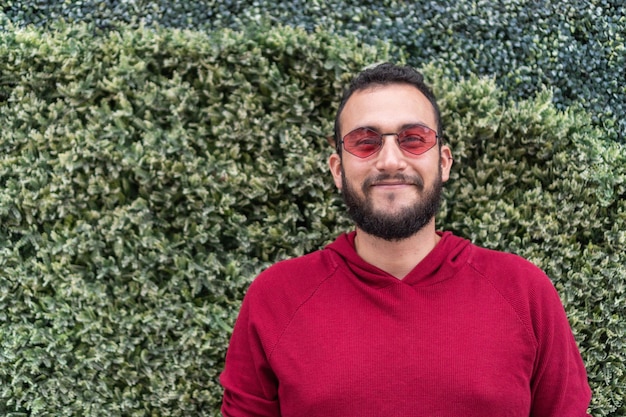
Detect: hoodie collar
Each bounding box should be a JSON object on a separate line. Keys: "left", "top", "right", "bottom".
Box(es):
{"left": 325, "top": 231, "right": 472, "bottom": 288}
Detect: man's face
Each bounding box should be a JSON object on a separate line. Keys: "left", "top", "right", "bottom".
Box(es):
{"left": 328, "top": 83, "right": 453, "bottom": 241}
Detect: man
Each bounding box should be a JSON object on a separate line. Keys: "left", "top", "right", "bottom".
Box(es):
{"left": 220, "top": 63, "right": 592, "bottom": 416}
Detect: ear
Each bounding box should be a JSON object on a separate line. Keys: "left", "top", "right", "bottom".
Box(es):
{"left": 440, "top": 145, "right": 453, "bottom": 182}
{"left": 328, "top": 153, "right": 343, "bottom": 190}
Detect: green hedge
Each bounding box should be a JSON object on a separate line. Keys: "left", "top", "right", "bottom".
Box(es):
{"left": 2, "top": 0, "right": 624, "bottom": 142}
{"left": 0, "top": 22, "right": 386, "bottom": 415}
{"left": 0, "top": 22, "right": 624, "bottom": 416}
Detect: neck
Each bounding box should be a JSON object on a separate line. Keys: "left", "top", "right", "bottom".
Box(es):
{"left": 354, "top": 220, "right": 441, "bottom": 279}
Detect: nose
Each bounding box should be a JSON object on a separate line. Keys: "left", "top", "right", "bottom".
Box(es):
{"left": 374, "top": 134, "right": 407, "bottom": 172}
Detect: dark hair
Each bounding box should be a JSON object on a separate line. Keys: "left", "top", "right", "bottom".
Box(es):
{"left": 333, "top": 63, "right": 442, "bottom": 155}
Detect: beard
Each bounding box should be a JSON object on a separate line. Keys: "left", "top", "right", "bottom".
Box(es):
{"left": 340, "top": 165, "right": 443, "bottom": 241}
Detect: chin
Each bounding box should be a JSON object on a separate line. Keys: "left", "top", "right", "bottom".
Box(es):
{"left": 371, "top": 199, "right": 419, "bottom": 214}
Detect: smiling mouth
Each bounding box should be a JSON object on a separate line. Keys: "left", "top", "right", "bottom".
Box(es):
{"left": 364, "top": 175, "right": 424, "bottom": 194}
{"left": 371, "top": 182, "right": 413, "bottom": 188}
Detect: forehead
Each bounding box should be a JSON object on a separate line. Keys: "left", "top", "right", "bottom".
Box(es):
{"left": 340, "top": 83, "right": 437, "bottom": 134}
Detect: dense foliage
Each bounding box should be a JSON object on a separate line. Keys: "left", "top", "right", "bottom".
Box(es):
{"left": 2, "top": 0, "right": 624, "bottom": 142}
{"left": 0, "top": 20, "right": 624, "bottom": 417}
{"left": 0, "top": 22, "right": 385, "bottom": 416}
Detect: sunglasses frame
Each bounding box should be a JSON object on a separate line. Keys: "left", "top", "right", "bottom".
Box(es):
{"left": 340, "top": 124, "right": 439, "bottom": 158}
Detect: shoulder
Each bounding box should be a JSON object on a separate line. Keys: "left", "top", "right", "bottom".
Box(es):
{"left": 245, "top": 247, "right": 340, "bottom": 310}
{"left": 465, "top": 243, "right": 568, "bottom": 339}
{"left": 238, "top": 248, "right": 341, "bottom": 357}
{"left": 467, "top": 244, "right": 554, "bottom": 290}
{"left": 252, "top": 248, "right": 339, "bottom": 288}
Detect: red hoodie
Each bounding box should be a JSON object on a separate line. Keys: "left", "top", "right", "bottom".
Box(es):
{"left": 221, "top": 231, "right": 591, "bottom": 416}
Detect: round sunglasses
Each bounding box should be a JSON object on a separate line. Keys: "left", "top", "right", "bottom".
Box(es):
{"left": 341, "top": 124, "right": 438, "bottom": 158}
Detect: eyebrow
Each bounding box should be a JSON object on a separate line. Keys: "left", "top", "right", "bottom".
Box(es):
{"left": 357, "top": 122, "right": 432, "bottom": 133}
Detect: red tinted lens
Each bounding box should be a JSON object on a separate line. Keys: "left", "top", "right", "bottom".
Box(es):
{"left": 397, "top": 125, "right": 437, "bottom": 155}
{"left": 343, "top": 128, "right": 382, "bottom": 157}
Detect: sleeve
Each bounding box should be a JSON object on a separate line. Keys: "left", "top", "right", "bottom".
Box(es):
{"left": 529, "top": 278, "right": 592, "bottom": 417}
{"left": 220, "top": 294, "right": 281, "bottom": 417}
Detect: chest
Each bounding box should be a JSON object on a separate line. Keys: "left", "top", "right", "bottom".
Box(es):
{"left": 269, "top": 281, "right": 535, "bottom": 417}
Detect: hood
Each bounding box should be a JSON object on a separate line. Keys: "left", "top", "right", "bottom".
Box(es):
{"left": 325, "top": 231, "right": 473, "bottom": 288}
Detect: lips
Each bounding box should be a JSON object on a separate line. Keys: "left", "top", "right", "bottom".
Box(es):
{"left": 372, "top": 181, "right": 412, "bottom": 186}
{"left": 364, "top": 174, "right": 423, "bottom": 189}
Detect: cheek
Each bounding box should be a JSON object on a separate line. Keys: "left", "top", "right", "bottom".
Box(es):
{"left": 339, "top": 160, "right": 377, "bottom": 192}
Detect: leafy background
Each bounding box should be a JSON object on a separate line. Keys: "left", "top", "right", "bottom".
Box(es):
{"left": 0, "top": 1, "right": 624, "bottom": 416}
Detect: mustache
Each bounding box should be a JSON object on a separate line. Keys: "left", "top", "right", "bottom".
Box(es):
{"left": 363, "top": 173, "right": 424, "bottom": 189}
